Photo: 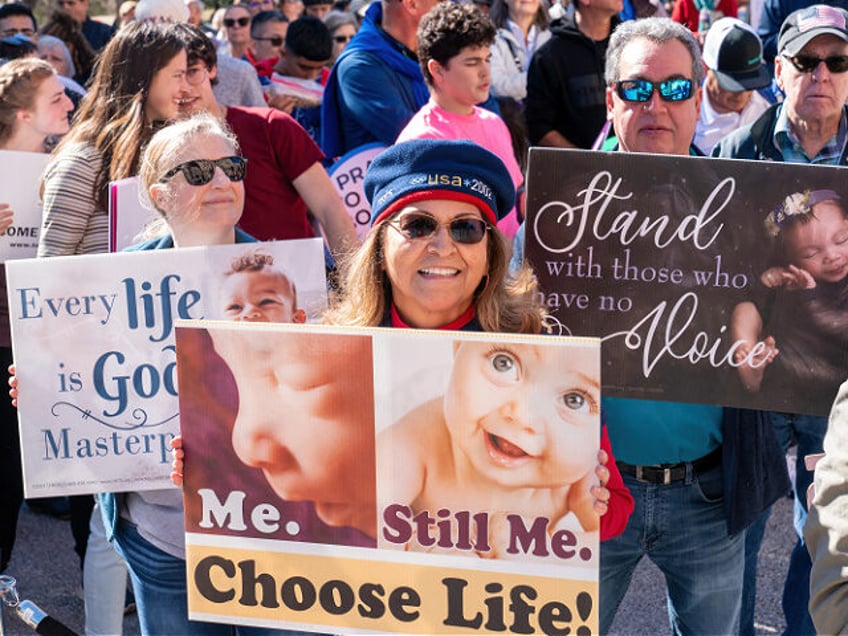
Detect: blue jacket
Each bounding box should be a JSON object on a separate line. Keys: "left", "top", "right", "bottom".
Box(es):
{"left": 321, "top": 2, "right": 429, "bottom": 158}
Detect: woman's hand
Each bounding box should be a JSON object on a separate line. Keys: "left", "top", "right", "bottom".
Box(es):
{"left": 569, "top": 448, "right": 610, "bottom": 532}
{"left": 8, "top": 364, "right": 17, "bottom": 408}
{"left": 170, "top": 436, "right": 184, "bottom": 487}
{"left": 0, "top": 204, "right": 14, "bottom": 235}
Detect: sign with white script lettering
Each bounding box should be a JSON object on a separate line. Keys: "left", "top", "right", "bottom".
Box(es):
{"left": 525, "top": 149, "right": 848, "bottom": 415}
{"left": 8, "top": 239, "right": 326, "bottom": 497}
{"left": 177, "top": 322, "right": 601, "bottom": 634}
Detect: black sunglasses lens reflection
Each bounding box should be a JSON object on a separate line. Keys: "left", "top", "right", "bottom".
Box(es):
{"left": 791, "top": 54, "right": 848, "bottom": 73}
{"left": 164, "top": 157, "right": 247, "bottom": 185}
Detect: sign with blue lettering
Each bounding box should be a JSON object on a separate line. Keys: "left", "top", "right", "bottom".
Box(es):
{"left": 7, "top": 239, "right": 326, "bottom": 497}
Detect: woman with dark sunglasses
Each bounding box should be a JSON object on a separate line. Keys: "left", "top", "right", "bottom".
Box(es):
{"left": 98, "top": 113, "right": 322, "bottom": 636}
{"left": 326, "top": 138, "right": 540, "bottom": 332}
{"left": 325, "top": 138, "right": 633, "bottom": 541}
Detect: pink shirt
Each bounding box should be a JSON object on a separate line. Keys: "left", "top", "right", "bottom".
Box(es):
{"left": 397, "top": 100, "right": 523, "bottom": 237}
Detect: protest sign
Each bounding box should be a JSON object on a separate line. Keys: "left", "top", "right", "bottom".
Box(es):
{"left": 0, "top": 150, "right": 49, "bottom": 261}
{"left": 8, "top": 239, "right": 326, "bottom": 497}
{"left": 525, "top": 148, "right": 848, "bottom": 415}
{"left": 109, "top": 177, "right": 158, "bottom": 252}
{"left": 178, "top": 322, "right": 600, "bottom": 635}
{"left": 328, "top": 142, "right": 385, "bottom": 239}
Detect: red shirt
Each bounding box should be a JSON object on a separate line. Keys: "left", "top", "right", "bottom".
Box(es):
{"left": 226, "top": 106, "right": 324, "bottom": 241}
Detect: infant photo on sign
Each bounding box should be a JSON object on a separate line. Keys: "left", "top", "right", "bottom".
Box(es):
{"left": 376, "top": 332, "right": 601, "bottom": 566}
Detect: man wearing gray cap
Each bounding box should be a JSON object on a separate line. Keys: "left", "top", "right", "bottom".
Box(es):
{"left": 714, "top": 5, "right": 848, "bottom": 636}
{"left": 714, "top": 4, "right": 848, "bottom": 163}
{"left": 695, "top": 17, "right": 771, "bottom": 154}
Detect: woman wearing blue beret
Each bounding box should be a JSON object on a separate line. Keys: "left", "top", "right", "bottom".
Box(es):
{"left": 326, "top": 138, "right": 542, "bottom": 332}
{"left": 325, "top": 138, "right": 634, "bottom": 541}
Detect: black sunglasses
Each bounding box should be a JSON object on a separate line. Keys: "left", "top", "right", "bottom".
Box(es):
{"left": 224, "top": 16, "right": 250, "bottom": 27}
{"left": 333, "top": 34, "right": 352, "bottom": 44}
{"left": 783, "top": 54, "right": 848, "bottom": 74}
{"left": 160, "top": 156, "right": 248, "bottom": 186}
{"left": 253, "top": 35, "right": 284, "bottom": 46}
{"left": 614, "top": 78, "right": 693, "bottom": 103}
{"left": 388, "top": 211, "right": 489, "bottom": 244}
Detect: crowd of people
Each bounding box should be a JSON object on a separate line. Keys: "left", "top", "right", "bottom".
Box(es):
{"left": 1, "top": 0, "right": 848, "bottom": 634}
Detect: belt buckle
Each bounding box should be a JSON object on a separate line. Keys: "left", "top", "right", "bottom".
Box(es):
{"left": 662, "top": 467, "right": 671, "bottom": 485}
{"left": 635, "top": 465, "right": 645, "bottom": 482}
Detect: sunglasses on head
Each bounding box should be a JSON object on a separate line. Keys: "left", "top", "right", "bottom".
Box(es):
{"left": 224, "top": 16, "right": 250, "bottom": 27}
{"left": 160, "top": 156, "right": 248, "bottom": 186}
{"left": 253, "top": 34, "right": 284, "bottom": 46}
{"left": 783, "top": 54, "right": 848, "bottom": 74}
{"left": 613, "top": 78, "right": 693, "bottom": 103}
{"left": 388, "top": 211, "right": 489, "bottom": 244}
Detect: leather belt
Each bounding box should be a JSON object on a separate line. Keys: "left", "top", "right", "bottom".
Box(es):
{"left": 617, "top": 446, "right": 722, "bottom": 485}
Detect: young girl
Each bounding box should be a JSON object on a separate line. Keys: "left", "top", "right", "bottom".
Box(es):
{"left": 38, "top": 21, "right": 188, "bottom": 257}
{"left": 0, "top": 57, "right": 73, "bottom": 574}
{"left": 732, "top": 189, "right": 848, "bottom": 406}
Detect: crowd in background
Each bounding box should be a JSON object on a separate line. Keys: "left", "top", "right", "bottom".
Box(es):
{"left": 1, "top": 0, "right": 848, "bottom": 634}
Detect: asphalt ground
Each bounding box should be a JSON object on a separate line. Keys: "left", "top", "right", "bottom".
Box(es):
{"left": 1, "top": 492, "right": 795, "bottom": 636}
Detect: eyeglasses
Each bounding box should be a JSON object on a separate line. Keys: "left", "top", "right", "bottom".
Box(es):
{"left": 0, "top": 28, "right": 35, "bottom": 38}
{"left": 333, "top": 34, "right": 352, "bottom": 44}
{"left": 253, "top": 35, "right": 285, "bottom": 46}
{"left": 223, "top": 16, "right": 250, "bottom": 27}
{"left": 387, "top": 211, "right": 489, "bottom": 244}
{"left": 613, "top": 78, "right": 693, "bottom": 103}
{"left": 186, "top": 66, "right": 208, "bottom": 85}
{"left": 160, "top": 156, "right": 248, "bottom": 185}
{"left": 783, "top": 54, "right": 848, "bottom": 74}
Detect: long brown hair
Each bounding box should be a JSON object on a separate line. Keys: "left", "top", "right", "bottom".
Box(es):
{"left": 47, "top": 21, "right": 185, "bottom": 211}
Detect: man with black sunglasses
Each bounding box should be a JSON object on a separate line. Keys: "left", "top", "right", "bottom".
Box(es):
{"left": 598, "top": 17, "right": 750, "bottom": 636}
{"left": 714, "top": 5, "right": 848, "bottom": 165}
{"left": 249, "top": 9, "right": 289, "bottom": 63}
{"left": 714, "top": 6, "right": 848, "bottom": 636}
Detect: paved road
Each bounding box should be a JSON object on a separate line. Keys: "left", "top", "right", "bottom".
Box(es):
{"left": 1, "top": 494, "right": 796, "bottom": 635}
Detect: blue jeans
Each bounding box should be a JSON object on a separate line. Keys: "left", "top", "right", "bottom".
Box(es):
{"left": 113, "top": 520, "right": 322, "bottom": 636}
{"left": 600, "top": 462, "right": 744, "bottom": 635}
{"left": 741, "top": 412, "right": 824, "bottom": 636}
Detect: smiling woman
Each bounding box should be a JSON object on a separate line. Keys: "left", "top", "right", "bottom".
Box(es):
{"left": 99, "top": 113, "right": 327, "bottom": 636}
{"left": 37, "top": 21, "right": 188, "bottom": 258}
{"left": 326, "top": 138, "right": 543, "bottom": 332}
{"left": 325, "top": 138, "right": 633, "bottom": 544}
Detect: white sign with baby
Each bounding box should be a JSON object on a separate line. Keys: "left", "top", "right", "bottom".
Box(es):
{"left": 177, "top": 322, "right": 602, "bottom": 635}
{"left": 7, "top": 238, "right": 326, "bottom": 497}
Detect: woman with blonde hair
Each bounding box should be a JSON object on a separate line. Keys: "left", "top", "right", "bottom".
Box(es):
{"left": 101, "top": 112, "right": 319, "bottom": 636}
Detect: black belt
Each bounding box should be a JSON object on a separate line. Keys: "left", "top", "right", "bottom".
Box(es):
{"left": 618, "top": 446, "right": 722, "bottom": 485}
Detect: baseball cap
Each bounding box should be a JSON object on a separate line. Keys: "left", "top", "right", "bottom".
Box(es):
{"left": 703, "top": 17, "right": 770, "bottom": 92}
{"left": 778, "top": 4, "right": 848, "bottom": 57}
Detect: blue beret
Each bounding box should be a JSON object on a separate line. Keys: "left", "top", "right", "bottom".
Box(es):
{"left": 364, "top": 139, "right": 516, "bottom": 227}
